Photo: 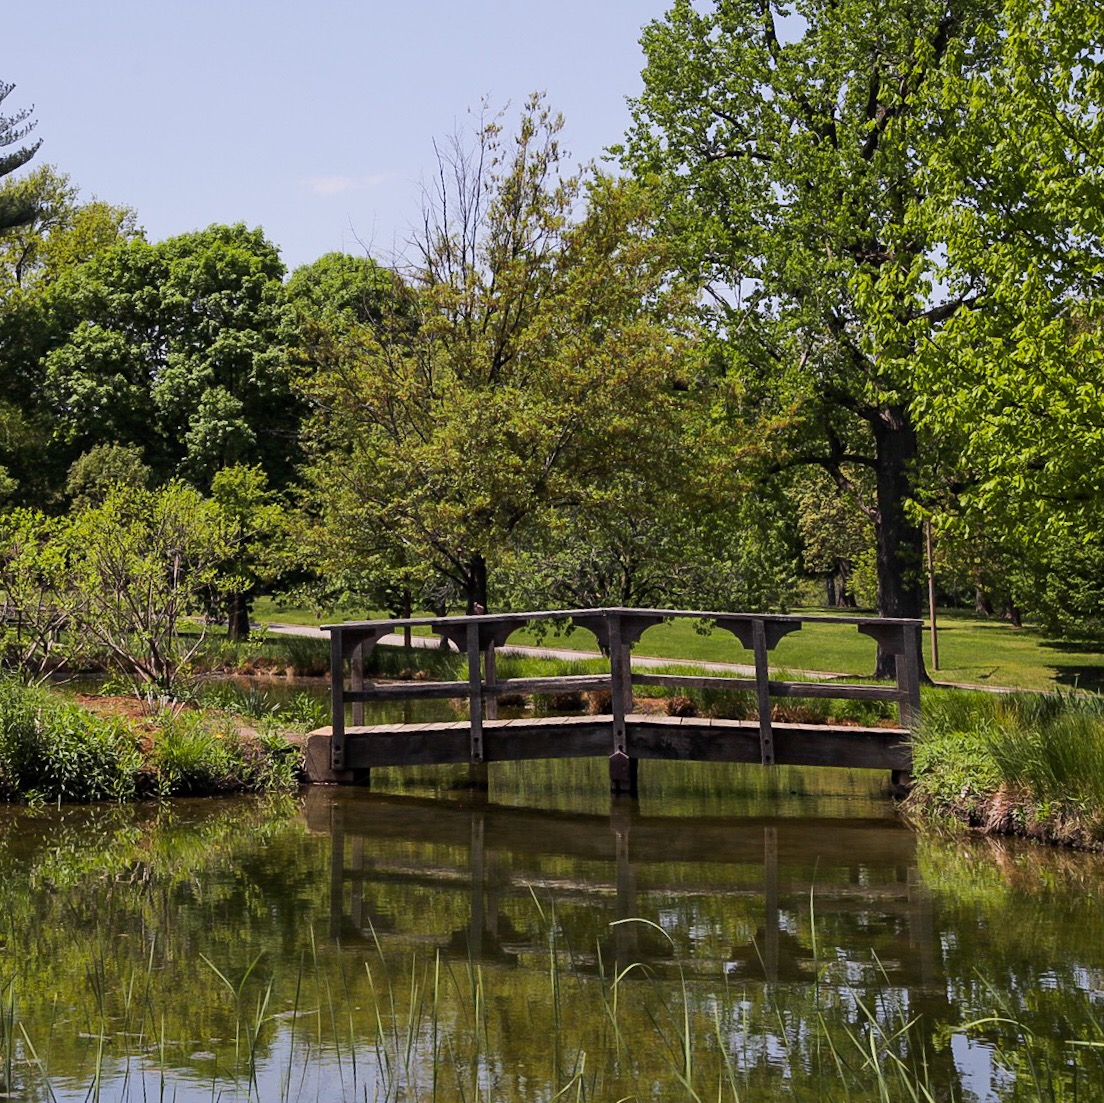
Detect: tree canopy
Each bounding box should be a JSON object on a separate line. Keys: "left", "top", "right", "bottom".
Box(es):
{"left": 623, "top": 0, "right": 1104, "bottom": 664}
{"left": 300, "top": 100, "right": 707, "bottom": 613}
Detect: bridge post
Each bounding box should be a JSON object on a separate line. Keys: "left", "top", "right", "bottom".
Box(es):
{"left": 329, "top": 628, "right": 346, "bottom": 771}
{"left": 466, "top": 622, "right": 485, "bottom": 763}
{"left": 607, "top": 613, "right": 638, "bottom": 796}
{"left": 751, "top": 620, "right": 775, "bottom": 766}
{"left": 714, "top": 616, "right": 801, "bottom": 767}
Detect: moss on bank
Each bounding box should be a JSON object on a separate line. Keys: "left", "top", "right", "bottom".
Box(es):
{"left": 0, "top": 677, "right": 301, "bottom": 804}
{"left": 906, "top": 689, "right": 1104, "bottom": 849}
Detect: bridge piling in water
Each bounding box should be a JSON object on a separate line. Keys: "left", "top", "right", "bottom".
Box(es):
{"left": 311, "top": 607, "right": 921, "bottom": 794}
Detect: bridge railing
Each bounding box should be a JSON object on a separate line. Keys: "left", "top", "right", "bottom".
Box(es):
{"left": 323, "top": 608, "right": 922, "bottom": 775}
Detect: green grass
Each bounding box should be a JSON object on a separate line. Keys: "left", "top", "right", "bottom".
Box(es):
{"left": 909, "top": 687, "right": 1104, "bottom": 846}
{"left": 254, "top": 597, "right": 1104, "bottom": 693}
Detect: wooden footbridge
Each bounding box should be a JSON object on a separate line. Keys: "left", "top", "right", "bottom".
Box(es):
{"left": 306, "top": 607, "right": 922, "bottom": 794}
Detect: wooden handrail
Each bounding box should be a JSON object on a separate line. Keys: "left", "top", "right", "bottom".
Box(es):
{"left": 324, "top": 608, "right": 923, "bottom": 777}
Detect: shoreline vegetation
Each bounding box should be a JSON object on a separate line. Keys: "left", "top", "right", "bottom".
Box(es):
{"left": 1, "top": 616, "right": 1103, "bottom": 855}
{"left": 907, "top": 688, "right": 1104, "bottom": 851}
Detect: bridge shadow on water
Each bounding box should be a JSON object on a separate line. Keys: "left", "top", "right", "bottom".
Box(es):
{"left": 307, "top": 785, "right": 940, "bottom": 990}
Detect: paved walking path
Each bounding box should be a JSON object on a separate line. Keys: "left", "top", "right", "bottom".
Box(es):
{"left": 262, "top": 621, "right": 844, "bottom": 680}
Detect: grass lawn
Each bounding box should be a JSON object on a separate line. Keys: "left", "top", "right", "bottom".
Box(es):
{"left": 251, "top": 597, "right": 1104, "bottom": 693}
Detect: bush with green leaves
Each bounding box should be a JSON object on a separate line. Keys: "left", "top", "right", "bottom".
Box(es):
{"left": 151, "top": 710, "right": 299, "bottom": 796}
{"left": 0, "top": 677, "right": 140, "bottom": 803}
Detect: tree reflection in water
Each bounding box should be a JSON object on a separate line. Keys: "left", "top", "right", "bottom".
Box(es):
{"left": 1, "top": 763, "right": 1103, "bottom": 1100}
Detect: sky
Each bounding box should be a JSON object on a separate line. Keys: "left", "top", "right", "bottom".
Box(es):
{"left": 3, "top": 0, "right": 667, "bottom": 271}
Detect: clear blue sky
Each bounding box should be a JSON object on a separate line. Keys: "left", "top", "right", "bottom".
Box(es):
{"left": 4, "top": 0, "right": 665, "bottom": 270}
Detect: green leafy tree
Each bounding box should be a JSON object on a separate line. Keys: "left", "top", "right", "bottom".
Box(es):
{"left": 791, "top": 470, "right": 876, "bottom": 608}
{"left": 65, "top": 442, "right": 150, "bottom": 510}
{"left": 209, "top": 464, "right": 290, "bottom": 641}
{"left": 909, "top": 0, "right": 1104, "bottom": 629}
{"left": 66, "top": 482, "right": 231, "bottom": 695}
{"left": 8, "top": 223, "right": 299, "bottom": 500}
{"left": 286, "top": 251, "right": 399, "bottom": 330}
{"left": 0, "top": 168, "right": 142, "bottom": 505}
{"left": 302, "top": 101, "right": 699, "bottom": 613}
{"left": 0, "top": 509, "right": 77, "bottom": 676}
{"left": 623, "top": 0, "right": 1020, "bottom": 672}
{"left": 0, "top": 80, "right": 39, "bottom": 232}
{"left": 0, "top": 166, "right": 140, "bottom": 294}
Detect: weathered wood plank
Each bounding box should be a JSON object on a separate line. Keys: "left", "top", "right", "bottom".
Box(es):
{"left": 630, "top": 673, "right": 899, "bottom": 702}
{"left": 483, "top": 722, "right": 612, "bottom": 762}
{"left": 488, "top": 674, "right": 612, "bottom": 695}
{"left": 343, "top": 731, "right": 473, "bottom": 767}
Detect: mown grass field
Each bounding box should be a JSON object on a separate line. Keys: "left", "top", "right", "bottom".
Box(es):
{"left": 252, "top": 598, "right": 1104, "bottom": 693}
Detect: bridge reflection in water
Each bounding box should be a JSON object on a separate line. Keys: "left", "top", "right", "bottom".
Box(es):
{"left": 308, "top": 788, "right": 938, "bottom": 989}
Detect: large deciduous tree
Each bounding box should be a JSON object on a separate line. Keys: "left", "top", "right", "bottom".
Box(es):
{"left": 910, "top": 0, "right": 1104, "bottom": 628}
{"left": 301, "top": 100, "right": 700, "bottom": 613}
{"left": 624, "top": 0, "right": 1006, "bottom": 673}
{"left": 1, "top": 222, "right": 300, "bottom": 501}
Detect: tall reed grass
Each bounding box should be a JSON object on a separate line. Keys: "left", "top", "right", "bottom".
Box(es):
{"left": 911, "top": 688, "right": 1104, "bottom": 843}
{"left": 4, "top": 898, "right": 1098, "bottom": 1102}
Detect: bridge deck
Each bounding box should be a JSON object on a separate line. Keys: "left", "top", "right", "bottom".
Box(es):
{"left": 307, "top": 712, "right": 910, "bottom": 773}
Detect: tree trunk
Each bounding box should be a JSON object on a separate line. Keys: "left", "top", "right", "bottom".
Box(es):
{"left": 402, "top": 588, "right": 413, "bottom": 649}
{"left": 1004, "top": 601, "right": 1022, "bottom": 628}
{"left": 975, "top": 586, "right": 994, "bottom": 616}
{"left": 227, "top": 592, "right": 251, "bottom": 641}
{"left": 870, "top": 406, "right": 926, "bottom": 680}
{"left": 465, "top": 553, "right": 488, "bottom": 615}
{"left": 825, "top": 575, "right": 837, "bottom": 608}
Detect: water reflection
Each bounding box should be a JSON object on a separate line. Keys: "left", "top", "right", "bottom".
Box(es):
{"left": 319, "top": 788, "right": 937, "bottom": 987}
{"left": 2, "top": 775, "right": 1104, "bottom": 1101}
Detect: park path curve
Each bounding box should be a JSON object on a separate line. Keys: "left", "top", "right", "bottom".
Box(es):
{"left": 261, "top": 621, "right": 844, "bottom": 680}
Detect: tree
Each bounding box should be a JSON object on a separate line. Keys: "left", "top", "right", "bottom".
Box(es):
{"left": 0, "top": 81, "right": 39, "bottom": 233}
{"left": 5, "top": 223, "right": 300, "bottom": 499}
{"left": 0, "top": 509, "right": 77, "bottom": 677}
{"left": 286, "top": 251, "right": 399, "bottom": 330}
{"left": 209, "top": 464, "right": 290, "bottom": 641}
{"left": 301, "top": 101, "right": 699, "bottom": 613}
{"left": 0, "top": 165, "right": 140, "bottom": 294}
{"left": 624, "top": 0, "right": 1017, "bottom": 673}
{"left": 66, "top": 482, "right": 231, "bottom": 695}
{"left": 65, "top": 442, "right": 150, "bottom": 510}
{"left": 909, "top": 0, "right": 1104, "bottom": 630}
{"left": 791, "top": 470, "right": 876, "bottom": 608}
{"left": 0, "top": 171, "right": 141, "bottom": 506}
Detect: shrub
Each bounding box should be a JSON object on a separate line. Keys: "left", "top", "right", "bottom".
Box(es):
{"left": 151, "top": 710, "right": 300, "bottom": 796}
{"left": 0, "top": 677, "right": 140, "bottom": 803}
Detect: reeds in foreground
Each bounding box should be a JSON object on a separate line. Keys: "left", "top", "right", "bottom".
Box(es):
{"left": 3, "top": 900, "right": 1101, "bottom": 1102}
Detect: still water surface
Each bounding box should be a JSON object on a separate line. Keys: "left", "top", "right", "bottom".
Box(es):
{"left": 2, "top": 761, "right": 1103, "bottom": 1101}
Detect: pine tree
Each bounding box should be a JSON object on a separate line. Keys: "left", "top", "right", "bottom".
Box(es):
{"left": 0, "top": 81, "right": 40, "bottom": 232}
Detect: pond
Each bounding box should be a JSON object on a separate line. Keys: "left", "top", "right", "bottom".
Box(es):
{"left": 2, "top": 761, "right": 1103, "bottom": 1102}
